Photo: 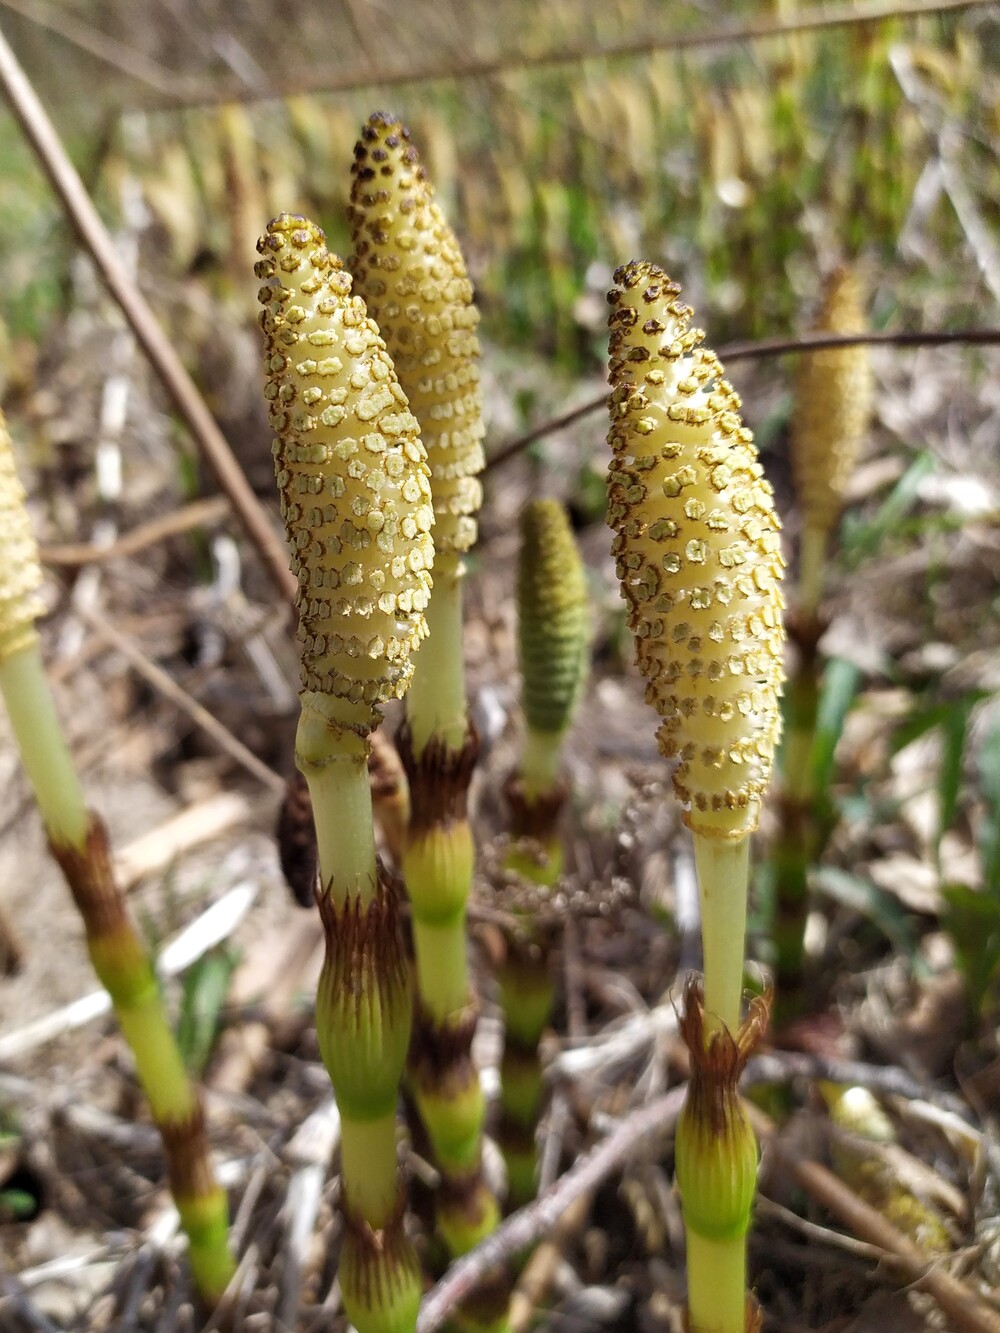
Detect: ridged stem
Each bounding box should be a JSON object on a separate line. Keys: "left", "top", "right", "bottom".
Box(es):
{"left": 519, "top": 729, "right": 565, "bottom": 801}
{"left": 0, "top": 643, "right": 233, "bottom": 1303}
{"left": 675, "top": 986, "right": 767, "bottom": 1333}
{"left": 692, "top": 833, "right": 750, "bottom": 1036}
{"left": 687, "top": 1232, "right": 747, "bottom": 1333}
{"left": 772, "top": 646, "right": 822, "bottom": 1015}
{"left": 496, "top": 941, "right": 556, "bottom": 1210}
{"left": 497, "top": 776, "right": 567, "bottom": 1208}
{"left": 399, "top": 723, "right": 503, "bottom": 1284}
{"left": 295, "top": 702, "right": 419, "bottom": 1333}
{"left": 407, "top": 554, "right": 468, "bottom": 757}
{"left": 797, "top": 525, "right": 828, "bottom": 619}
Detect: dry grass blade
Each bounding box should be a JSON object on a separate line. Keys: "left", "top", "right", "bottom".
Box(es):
{"left": 40, "top": 496, "right": 230, "bottom": 568}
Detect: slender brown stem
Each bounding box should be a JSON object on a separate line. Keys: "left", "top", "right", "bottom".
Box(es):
{"left": 76, "top": 604, "right": 285, "bottom": 795}
{"left": 40, "top": 496, "right": 230, "bottom": 567}
{"left": 144, "top": 0, "right": 992, "bottom": 109}
{"left": 0, "top": 0, "right": 194, "bottom": 97}
{"left": 486, "top": 326, "right": 1000, "bottom": 472}
{"left": 0, "top": 25, "right": 296, "bottom": 605}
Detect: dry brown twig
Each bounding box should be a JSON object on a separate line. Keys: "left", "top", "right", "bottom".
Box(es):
{"left": 40, "top": 496, "right": 230, "bottom": 568}
{"left": 0, "top": 25, "right": 296, "bottom": 605}
{"left": 76, "top": 602, "right": 284, "bottom": 794}
{"left": 140, "top": 0, "right": 994, "bottom": 109}
{"left": 485, "top": 326, "right": 1000, "bottom": 473}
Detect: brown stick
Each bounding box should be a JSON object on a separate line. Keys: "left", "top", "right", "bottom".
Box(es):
{"left": 0, "top": 25, "right": 296, "bottom": 606}
{"left": 76, "top": 603, "right": 285, "bottom": 795}
{"left": 141, "top": 0, "right": 992, "bottom": 110}
{"left": 749, "top": 1105, "right": 1000, "bottom": 1333}
{"left": 40, "top": 496, "right": 230, "bottom": 567}
{"left": 0, "top": 0, "right": 193, "bottom": 97}
{"left": 485, "top": 326, "right": 1000, "bottom": 472}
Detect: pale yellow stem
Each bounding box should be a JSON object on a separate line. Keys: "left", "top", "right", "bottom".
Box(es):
{"left": 406, "top": 553, "right": 467, "bottom": 755}
{"left": 520, "top": 727, "right": 565, "bottom": 799}
{"left": 692, "top": 833, "right": 751, "bottom": 1035}
{"left": 686, "top": 1230, "right": 747, "bottom": 1333}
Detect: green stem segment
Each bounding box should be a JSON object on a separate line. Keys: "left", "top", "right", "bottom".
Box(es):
{"left": 399, "top": 724, "right": 502, "bottom": 1263}
{"left": 675, "top": 986, "right": 768, "bottom": 1333}
{"left": 686, "top": 1234, "right": 749, "bottom": 1333}
{"left": 296, "top": 703, "right": 420, "bottom": 1333}
{"left": 406, "top": 555, "right": 468, "bottom": 757}
{"left": 0, "top": 643, "right": 233, "bottom": 1303}
{"left": 797, "top": 526, "right": 828, "bottom": 620}
{"left": 772, "top": 612, "right": 838, "bottom": 1023}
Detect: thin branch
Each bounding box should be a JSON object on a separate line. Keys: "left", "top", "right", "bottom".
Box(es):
{"left": 744, "top": 1050, "right": 973, "bottom": 1120}
{"left": 416, "top": 1085, "right": 686, "bottom": 1332}
{"left": 40, "top": 495, "right": 230, "bottom": 567}
{"left": 750, "top": 1105, "right": 1000, "bottom": 1333}
{"left": 485, "top": 325, "right": 1000, "bottom": 471}
{"left": 0, "top": 24, "right": 297, "bottom": 606}
{"left": 76, "top": 603, "right": 285, "bottom": 795}
{"left": 0, "top": 0, "right": 195, "bottom": 99}
{"left": 150, "top": 0, "right": 994, "bottom": 110}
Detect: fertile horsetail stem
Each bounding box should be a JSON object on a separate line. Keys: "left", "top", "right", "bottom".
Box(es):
{"left": 498, "top": 499, "right": 589, "bottom": 1206}
{"left": 607, "top": 261, "right": 784, "bottom": 1332}
{"left": 791, "top": 265, "right": 872, "bottom": 613}
{"left": 257, "top": 212, "right": 433, "bottom": 1333}
{"left": 0, "top": 410, "right": 233, "bottom": 1303}
{"left": 349, "top": 114, "right": 504, "bottom": 1312}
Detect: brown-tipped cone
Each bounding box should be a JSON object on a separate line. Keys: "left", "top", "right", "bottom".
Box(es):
{"left": 349, "top": 112, "right": 485, "bottom": 557}
{"left": 791, "top": 265, "right": 873, "bottom": 539}
{"left": 256, "top": 213, "right": 434, "bottom": 742}
{"left": 606, "top": 261, "right": 786, "bottom": 840}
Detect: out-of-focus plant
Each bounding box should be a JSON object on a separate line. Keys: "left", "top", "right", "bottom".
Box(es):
{"left": 607, "top": 261, "right": 785, "bottom": 1333}
{"left": 775, "top": 265, "right": 872, "bottom": 1020}
{"left": 497, "top": 497, "right": 589, "bottom": 1208}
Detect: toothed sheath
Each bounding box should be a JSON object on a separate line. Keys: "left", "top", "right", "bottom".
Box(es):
{"left": 257, "top": 213, "right": 432, "bottom": 1333}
